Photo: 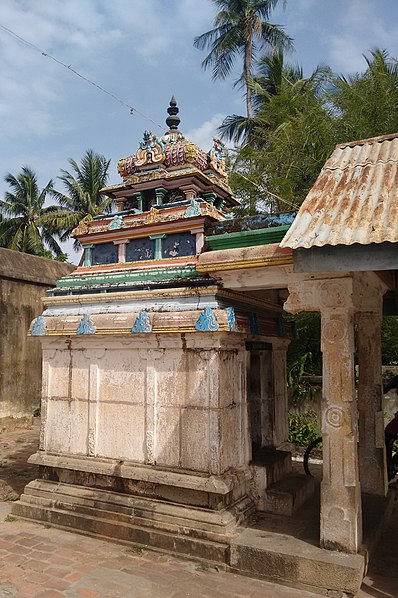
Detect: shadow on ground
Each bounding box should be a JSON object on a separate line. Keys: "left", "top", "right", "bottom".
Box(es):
{"left": 0, "top": 418, "right": 39, "bottom": 499}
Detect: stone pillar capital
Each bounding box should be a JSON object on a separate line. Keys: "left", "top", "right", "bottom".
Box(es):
{"left": 284, "top": 277, "right": 354, "bottom": 314}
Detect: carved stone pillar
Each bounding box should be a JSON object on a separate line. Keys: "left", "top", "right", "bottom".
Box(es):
{"left": 248, "top": 340, "right": 289, "bottom": 449}
{"left": 155, "top": 187, "right": 167, "bottom": 206}
{"left": 259, "top": 350, "right": 274, "bottom": 447}
{"left": 271, "top": 339, "right": 290, "bottom": 447}
{"left": 320, "top": 308, "right": 362, "bottom": 552}
{"left": 285, "top": 277, "right": 362, "bottom": 553}
{"left": 356, "top": 309, "right": 387, "bottom": 496}
{"left": 149, "top": 233, "right": 166, "bottom": 259}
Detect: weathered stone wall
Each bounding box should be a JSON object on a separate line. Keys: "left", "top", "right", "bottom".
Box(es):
{"left": 39, "top": 333, "right": 250, "bottom": 475}
{"left": 0, "top": 248, "right": 75, "bottom": 430}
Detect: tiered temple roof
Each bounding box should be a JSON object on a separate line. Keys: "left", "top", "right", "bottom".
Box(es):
{"left": 36, "top": 98, "right": 294, "bottom": 340}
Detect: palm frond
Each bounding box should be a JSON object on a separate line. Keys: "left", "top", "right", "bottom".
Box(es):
{"left": 218, "top": 114, "right": 253, "bottom": 143}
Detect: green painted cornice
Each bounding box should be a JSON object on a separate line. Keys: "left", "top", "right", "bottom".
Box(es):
{"left": 205, "top": 225, "right": 290, "bottom": 251}
{"left": 56, "top": 265, "right": 199, "bottom": 289}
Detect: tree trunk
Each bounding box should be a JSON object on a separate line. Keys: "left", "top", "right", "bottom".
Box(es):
{"left": 244, "top": 32, "right": 253, "bottom": 120}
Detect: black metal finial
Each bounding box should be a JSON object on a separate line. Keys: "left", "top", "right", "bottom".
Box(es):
{"left": 166, "top": 96, "right": 180, "bottom": 130}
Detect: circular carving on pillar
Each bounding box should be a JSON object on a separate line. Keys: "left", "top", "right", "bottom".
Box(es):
{"left": 325, "top": 406, "right": 344, "bottom": 428}
{"left": 320, "top": 281, "right": 346, "bottom": 308}
{"left": 322, "top": 319, "right": 346, "bottom": 344}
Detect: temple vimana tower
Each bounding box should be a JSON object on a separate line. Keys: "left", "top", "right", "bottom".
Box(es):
{"left": 15, "top": 99, "right": 306, "bottom": 562}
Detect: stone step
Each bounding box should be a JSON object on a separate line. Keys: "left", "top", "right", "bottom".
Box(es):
{"left": 230, "top": 527, "right": 365, "bottom": 597}
{"left": 261, "top": 474, "right": 315, "bottom": 516}
{"left": 250, "top": 448, "right": 292, "bottom": 486}
{"left": 13, "top": 489, "right": 230, "bottom": 565}
{"left": 14, "top": 480, "right": 252, "bottom": 545}
{"left": 250, "top": 448, "right": 293, "bottom": 511}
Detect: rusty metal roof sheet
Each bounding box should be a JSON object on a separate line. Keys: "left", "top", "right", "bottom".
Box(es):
{"left": 280, "top": 132, "right": 398, "bottom": 249}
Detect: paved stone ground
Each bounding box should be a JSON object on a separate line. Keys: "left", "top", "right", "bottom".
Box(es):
{"left": 0, "top": 420, "right": 397, "bottom": 597}
{"left": 0, "top": 517, "right": 323, "bottom": 598}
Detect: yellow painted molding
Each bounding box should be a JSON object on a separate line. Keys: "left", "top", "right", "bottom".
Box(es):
{"left": 196, "top": 254, "right": 293, "bottom": 273}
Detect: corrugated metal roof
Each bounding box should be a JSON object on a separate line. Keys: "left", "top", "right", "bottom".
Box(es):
{"left": 280, "top": 132, "right": 398, "bottom": 249}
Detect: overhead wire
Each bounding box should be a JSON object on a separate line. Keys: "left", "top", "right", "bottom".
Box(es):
{"left": 0, "top": 23, "right": 164, "bottom": 131}
{"left": 234, "top": 170, "right": 298, "bottom": 211}
{"left": 0, "top": 23, "right": 297, "bottom": 212}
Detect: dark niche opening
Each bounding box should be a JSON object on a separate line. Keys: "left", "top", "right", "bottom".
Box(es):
{"left": 142, "top": 189, "right": 157, "bottom": 212}
{"left": 126, "top": 238, "right": 155, "bottom": 262}
{"left": 162, "top": 232, "right": 196, "bottom": 258}
{"left": 92, "top": 243, "right": 118, "bottom": 265}
{"left": 164, "top": 189, "right": 185, "bottom": 204}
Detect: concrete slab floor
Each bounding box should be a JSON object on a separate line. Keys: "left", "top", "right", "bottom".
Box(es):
{"left": 1, "top": 422, "right": 398, "bottom": 597}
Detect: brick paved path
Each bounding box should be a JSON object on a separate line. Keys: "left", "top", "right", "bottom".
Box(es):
{"left": 0, "top": 517, "right": 322, "bottom": 598}
{"left": 1, "top": 421, "right": 397, "bottom": 597}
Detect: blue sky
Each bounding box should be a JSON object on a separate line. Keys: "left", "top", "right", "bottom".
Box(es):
{"left": 0, "top": 0, "right": 397, "bottom": 262}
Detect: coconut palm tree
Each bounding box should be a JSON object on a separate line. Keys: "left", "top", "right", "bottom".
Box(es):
{"left": 194, "top": 0, "right": 292, "bottom": 120}
{"left": 219, "top": 49, "right": 327, "bottom": 144}
{"left": 330, "top": 49, "right": 398, "bottom": 141}
{"left": 227, "top": 55, "right": 334, "bottom": 211}
{"left": 51, "top": 149, "right": 112, "bottom": 249}
{"left": 0, "top": 166, "right": 64, "bottom": 257}
{"left": 218, "top": 48, "right": 288, "bottom": 143}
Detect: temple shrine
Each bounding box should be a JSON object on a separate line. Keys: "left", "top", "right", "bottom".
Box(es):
{"left": 15, "top": 102, "right": 398, "bottom": 597}
{"left": 17, "top": 98, "right": 302, "bottom": 558}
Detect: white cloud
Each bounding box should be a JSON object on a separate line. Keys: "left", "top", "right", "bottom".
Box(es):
{"left": 186, "top": 114, "right": 226, "bottom": 152}
{"left": 326, "top": 0, "right": 398, "bottom": 73}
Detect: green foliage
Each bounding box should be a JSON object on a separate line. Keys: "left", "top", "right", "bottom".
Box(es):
{"left": 253, "top": 82, "right": 335, "bottom": 205}
{"left": 194, "top": 0, "right": 292, "bottom": 118}
{"left": 228, "top": 146, "right": 277, "bottom": 214}
{"left": 50, "top": 149, "right": 112, "bottom": 250}
{"left": 3, "top": 492, "right": 19, "bottom": 502}
{"left": 0, "top": 166, "right": 64, "bottom": 258}
{"left": 128, "top": 544, "right": 144, "bottom": 554}
{"left": 286, "top": 312, "right": 322, "bottom": 374}
{"left": 288, "top": 410, "right": 320, "bottom": 446}
{"left": 331, "top": 49, "right": 398, "bottom": 141}
{"left": 41, "top": 249, "right": 69, "bottom": 262}
{"left": 382, "top": 317, "right": 398, "bottom": 366}
{"left": 0, "top": 150, "right": 111, "bottom": 259}
{"left": 226, "top": 48, "right": 398, "bottom": 213}
{"left": 197, "top": 562, "right": 211, "bottom": 572}
{"left": 287, "top": 352, "right": 320, "bottom": 407}
{"left": 228, "top": 55, "right": 336, "bottom": 208}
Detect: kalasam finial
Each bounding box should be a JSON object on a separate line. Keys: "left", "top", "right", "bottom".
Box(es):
{"left": 166, "top": 96, "right": 180, "bottom": 131}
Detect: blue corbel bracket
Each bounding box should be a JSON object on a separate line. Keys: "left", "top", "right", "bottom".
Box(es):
{"left": 76, "top": 314, "right": 96, "bottom": 335}
{"left": 108, "top": 215, "right": 123, "bottom": 230}
{"left": 195, "top": 307, "right": 219, "bottom": 332}
{"left": 184, "top": 200, "right": 201, "bottom": 218}
{"left": 225, "top": 306, "right": 236, "bottom": 331}
{"left": 131, "top": 310, "right": 152, "bottom": 333}
{"left": 31, "top": 315, "right": 47, "bottom": 336}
